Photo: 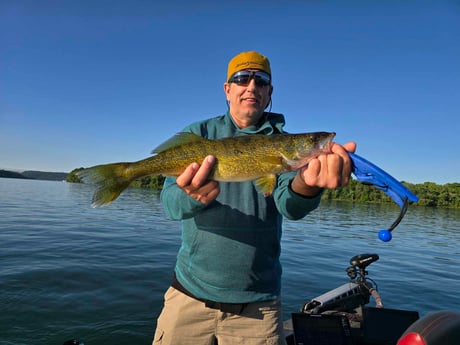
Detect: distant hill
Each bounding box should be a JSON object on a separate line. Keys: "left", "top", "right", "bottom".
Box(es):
{"left": 0, "top": 169, "right": 68, "bottom": 181}
{"left": 0, "top": 170, "right": 31, "bottom": 179}
{"left": 22, "top": 170, "right": 68, "bottom": 181}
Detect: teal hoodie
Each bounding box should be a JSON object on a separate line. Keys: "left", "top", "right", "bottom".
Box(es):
{"left": 160, "top": 112, "right": 322, "bottom": 303}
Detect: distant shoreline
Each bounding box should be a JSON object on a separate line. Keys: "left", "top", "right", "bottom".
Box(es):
{"left": 3, "top": 168, "right": 459, "bottom": 208}
{"left": 0, "top": 169, "right": 68, "bottom": 181}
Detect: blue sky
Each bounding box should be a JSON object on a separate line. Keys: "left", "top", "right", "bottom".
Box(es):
{"left": 1, "top": 1, "right": 459, "bottom": 184}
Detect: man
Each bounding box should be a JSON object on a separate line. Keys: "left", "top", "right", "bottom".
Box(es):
{"left": 153, "top": 51, "right": 356, "bottom": 345}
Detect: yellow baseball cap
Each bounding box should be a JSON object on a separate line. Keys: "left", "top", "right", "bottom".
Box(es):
{"left": 227, "top": 51, "right": 271, "bottom": 82}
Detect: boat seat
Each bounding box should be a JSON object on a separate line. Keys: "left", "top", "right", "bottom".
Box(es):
{"left": 397, "top": 310, "right": 460, "bottom": 345}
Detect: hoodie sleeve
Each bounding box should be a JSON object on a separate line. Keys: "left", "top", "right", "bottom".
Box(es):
{"left": 273, "top": 171, "right": 322, "bottom": 220}
{"left": 160, "top": 176, "right": 208, "bottom": 220}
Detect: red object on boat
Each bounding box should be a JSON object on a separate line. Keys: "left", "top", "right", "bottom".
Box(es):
{"left": 397, "top": 311, "right": 460, "bottom": 345}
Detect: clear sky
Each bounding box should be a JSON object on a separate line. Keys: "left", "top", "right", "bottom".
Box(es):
{"left": 1, "top": 1, "right": 459, "bottom": 184}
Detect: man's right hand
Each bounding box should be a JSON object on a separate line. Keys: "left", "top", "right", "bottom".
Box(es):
{"left": 176, "top": 155, "right": 220, "bottom": 204}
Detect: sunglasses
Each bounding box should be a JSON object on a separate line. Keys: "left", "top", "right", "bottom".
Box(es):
{"left": 228, "top": 70, "right": 271, "bottom": 87}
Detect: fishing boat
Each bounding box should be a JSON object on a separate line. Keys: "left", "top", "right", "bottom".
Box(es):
{"left": 284, "top": 253, "right": 460, "bottom": 345}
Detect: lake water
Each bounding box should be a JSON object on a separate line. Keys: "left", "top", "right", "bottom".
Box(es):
{"left": 1, "top": 178, "right": 459, "bottom": 345}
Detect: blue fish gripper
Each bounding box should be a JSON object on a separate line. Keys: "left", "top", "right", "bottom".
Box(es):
{"left": 349, "top": 153, "right": 419, "bottom": 242}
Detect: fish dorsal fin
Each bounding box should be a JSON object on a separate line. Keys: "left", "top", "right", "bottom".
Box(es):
{"left": 151, "top": 132, "right": 207, "bottom": 154}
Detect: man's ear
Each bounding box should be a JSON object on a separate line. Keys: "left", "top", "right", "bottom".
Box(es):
{"left": 224, "top": 82, "right": 230, "bottom": 100}
{"left": 269, "top": 85, "right": 273, "bottom": 96}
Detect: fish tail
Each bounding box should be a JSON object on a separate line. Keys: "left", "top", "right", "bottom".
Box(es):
{"left": 76, "top": 162, "right": 134, "bottom": 208}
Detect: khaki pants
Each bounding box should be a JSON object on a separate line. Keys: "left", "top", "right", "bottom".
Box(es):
{"left": 152, "top": 287, "right": 287, "bottom": 345}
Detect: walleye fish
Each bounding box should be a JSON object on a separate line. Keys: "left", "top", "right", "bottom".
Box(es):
{"left": 77, "top": 131, "right": 335, "bottom": 207}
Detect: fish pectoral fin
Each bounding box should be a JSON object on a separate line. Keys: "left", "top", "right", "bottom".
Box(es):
{"left": 279, "top": 152, "right": 299, "bottom": 170}
{"left": 254, "top": 174, "right": 277, "bottom": 196}
{"left": 263, "top": 154, "right": 284, "bottom": 167}
{"left": 280, "top": 152, "right": 316, "bottom": 170}
{"left": 151, "top": 132, "right": 207, "bottom": 154}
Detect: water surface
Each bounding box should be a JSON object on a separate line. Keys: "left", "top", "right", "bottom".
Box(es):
{"left": 1, "top": 178, "right": 459, "bottom": 345}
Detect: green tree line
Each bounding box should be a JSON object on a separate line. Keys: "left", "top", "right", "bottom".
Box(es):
{"left": 67, "top": 169, "right": 460, "bottom": 208}
{"left": 322, "top": 179, "right": 460, "bottom": 208}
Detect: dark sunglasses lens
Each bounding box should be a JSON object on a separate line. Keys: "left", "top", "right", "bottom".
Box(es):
{"left": 253, "top": 74, "right": 270, "bottom": 86}
{"left": 232, "top": 74, "right": 251, "bottom": 85}
{"left": 230, "top": 71, "right": 270, "bottom": 86}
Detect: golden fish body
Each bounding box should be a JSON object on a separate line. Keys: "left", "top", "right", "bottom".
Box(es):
{"left": 77, "top": 131, "right": 335, "bottom": 207}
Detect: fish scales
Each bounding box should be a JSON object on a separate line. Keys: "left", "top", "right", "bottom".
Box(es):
{"left": 211, "top": 135, "right": 287, "bottom": 180}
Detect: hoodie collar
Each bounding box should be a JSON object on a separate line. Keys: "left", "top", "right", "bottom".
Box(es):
{"left": 225, "top": 111, "right": 285, "bottom": 135}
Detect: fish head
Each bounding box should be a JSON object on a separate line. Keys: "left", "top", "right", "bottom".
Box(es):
{"left": 297, "top": 131, "right": 335, "bottom": 156}
{"left": 284, "top": 132, "right": 336, "bottom": 170}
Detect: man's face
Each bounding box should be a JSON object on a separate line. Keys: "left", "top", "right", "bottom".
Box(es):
{"left": 224, "top": 69, "right": 272, "bottom": 128}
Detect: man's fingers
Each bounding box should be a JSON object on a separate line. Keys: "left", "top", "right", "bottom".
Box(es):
{"left": 176, "top": 162, "right": 199, "bottom": 188}
{"left": 190, "top": 156, "right": 215, "bottom": 188}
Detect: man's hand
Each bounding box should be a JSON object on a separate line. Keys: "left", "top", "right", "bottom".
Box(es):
{"left": 176, "top": 155, "right": 220, "bottom": 204}
{"left": 291, "top": 142, "right": 357, "bottom": 197}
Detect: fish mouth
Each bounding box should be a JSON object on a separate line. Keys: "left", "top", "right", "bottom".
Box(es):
{"left": 318, "top": 132, "right": 336, "bottom": 153}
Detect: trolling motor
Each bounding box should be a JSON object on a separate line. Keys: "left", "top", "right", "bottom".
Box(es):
{"left": 349, "top": 153, "right": 419, "bottom": 242}
{"left": 347, "top": 253, "right": 379, "bottom": 282}
{"left": 301, "top": 253, "right": 382, "bottom": 315}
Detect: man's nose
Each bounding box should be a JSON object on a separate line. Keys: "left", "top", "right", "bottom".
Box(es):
{"left": 246, "top": 78, "right": 257, "bottom": 90}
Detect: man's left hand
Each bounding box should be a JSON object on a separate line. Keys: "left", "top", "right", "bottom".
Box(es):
{"left": 290, "top": 141, "right": 357, "bottom": 197}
